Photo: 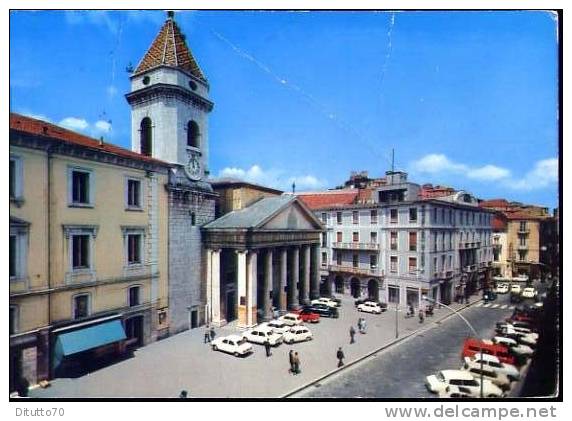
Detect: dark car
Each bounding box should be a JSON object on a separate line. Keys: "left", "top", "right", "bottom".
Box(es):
{"left": 354, "top": 298, "right": 388, "bottom": 311}
{"left": 483, "top": 290, "right": 497, "bottom": 302}
{"left": 305, "top": 303, "right": 339, "bottom": 318}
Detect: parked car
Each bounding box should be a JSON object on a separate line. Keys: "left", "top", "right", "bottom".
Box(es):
{"left": 282, "top": 325, "right": 313, "bottom": 344}
{"left": 278, "top": 313, "right": 303, "bottom": 326}
{"left": 464, "top": 354, "right": 520, "bottom": 381}
{"left": 211, "top": 335, "right": 253, "bottom": 357}
{"left": 326, "top": 296, "right": 342, "bottom": 307}
{"left": 461, "top": 338, "right": 516, "bottom": 366}
{"left": 462, "top": 360, "right": 512, "bottom": 390}
{"left": 291, "top": 308, "right": 320, "bottom": 323}
{"left": 425, "top": 370, "right": 503, "bottom": 397}
{"left": 305, "top": 303, "right": 339, "bottom": 318}
{"left": 496, "top": 327, "right": 537, "bottom": 347}
{"left": 263, "top": 320, "right": 291, "bottom": 335}
{"left": 521, "top": 287, "right": 537, "bottom": 299}
{"left": 495, "top": 283, "right": 509, "bottom": 294}
{"left": 311, "top": 297, "right": 338, "bottom": 308}
{"left": 510, "top": 284, "right": 522, "bottom": 294}
{"left": 492, "top": 336, "right": 534, "bottom": 357}
{"left": 242, "top": 326, "right": 283, "bottom": 346}
{"left": 354, "top": 298, "right": 388, "bottom": 311}
{"left": 438, "top": 385, "right": 473, "bottom": 398}
{"left": 357, "top": 301, "right": 384, "bottom": 314}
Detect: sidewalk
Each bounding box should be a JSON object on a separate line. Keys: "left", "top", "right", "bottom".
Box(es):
{"left": 28, "top": 295, "right": 482, "bottom": 398}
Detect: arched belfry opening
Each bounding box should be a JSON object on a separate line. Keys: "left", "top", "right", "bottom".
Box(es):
{"left": 140, "top": 117, "right": 153, "bottom": 156}
{"left": 187, "top": 121, "right": 200, "bottom": 148}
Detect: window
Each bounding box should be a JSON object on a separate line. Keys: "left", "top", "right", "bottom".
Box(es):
{"left": 441, "top": 208, "right": 445, "bottom": 223}
{"left": 388, "top": 286, "right": 400, "bottom": 304}
{"left": 352, "top": 211, "right": 359, "bottom": 224}
{"left": 370, "top": 254, "right": 378, "bottom": 269}
{"left": 71, "top": 169, "right": 91, "bottom": 205}
{"left": 409, "top": 231, "right": 417, "bottom": 251}
{"left": 321, "top": 232, "right": 327, "bottom": 247}
{"left": 441, "top": 255, "right": 446, "bottom": 272}
{"left": 390, "top": 209, "right": 398, "bottom": 223}
{"left": 449, "top": 209, "right": 453, "bottom": 224}
{"left": 9, "top": 156, "right": 23, "bottom": 201}
{"left": 370, "top": 210, "right": 378, "bottom": 224}
{"left": 140, "top": 117, "right": 152, "bottom": 156}
{"left": 191, "top": 212, "right": 196, "bottom": 226}
{"left": 187, "top": 121, "right": 200, "bottom": 148}
{"left": 518, "top": 250, "right": 527, "bottom": 261}
{"left": 433, "top": 208, "right": 437, "bottom": 223}
{"left": 321, "top": 252, "right": 327, "bottom": 267}
{"left": 336, "top": 251, "right": 342, "bottom": 266}
{"left": 9, "top": 306, "right": 18, "bottom": 335}
{"left": 9, "top": 235, "right": 17, "bottom": 278}
{"left": 409, "top": 207, "right": 417, "bottom": 222}
{"left": 448, "top": 255, "right": 453, "bottom": 269}
{"left": 520, "top": 221, "right": 527, "bottom": 231}
{"left": 9, "top": 158, "right": 16, "bottom": 198}
{"left": 353, "top": 253, "right": 359, "bottom": 268}
{"left": 73, "top": 294, "right": 90, "bottom": 319}
{"left": 352, "top": 232, "right": 359, "bottom": 243}
{"left": 442, "top": 232, "right": 445, "bottom": 250}
{"left": 390, "top": 256, "right": 398, "bottom": 273}
{"left": 390, "top": 231, "right": 398, "bottom": 251}
{"left": 126, "top": 178, "right": 142, "bottom": 209}
{"left": 127, "top": 234, "right": 142, "bottom": 264}
{"left": 433, "top": 257, "right": 438, "bottom": 274}
{"left": 433, "top": 232, "right": 438, "bottom": 252}
{"left": 408, "top": 257, "right": 417, "bottom": 272}
{"left": 336, "top": 231, "right": 342, "bottom": 243}
{"left": 370, "top": 231, "right": 378, "bottom": 243}
{"left": 72, "top": 235, "right": 90, "bottom": 269}
{"left": 321, "top": 212, "right": 327, "bottom": 223}
{"left": 336, "top": 212, "right": 342, "bottom": 225}
{"left": 129, "top": 286, "right": 141, "bottom": 307}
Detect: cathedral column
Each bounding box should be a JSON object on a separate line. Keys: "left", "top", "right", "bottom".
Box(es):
{"left": 236, "top": 250, "right": 248, "bottom": 327}
{"left": 263, "top": 249, "right": 273, "bottom": 321}
{"left": 310, "top": 244, "right": 320, "bottom": 299}
{"left": 246, "top": 250, "right": 258, "bottom": 326}
{"left": 279, "top": 248, "right": 288, "bottom": 311}
{"left": 301, "top": 245, "right": 311, "bottom": 305}
{"left": 206, "top": 249, "right": 223, "bottom": 326}
{"left": 288, "top": 246, "right": 300, "bottom": 309}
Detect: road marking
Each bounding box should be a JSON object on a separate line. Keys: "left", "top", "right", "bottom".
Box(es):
{"left": 509, "top": 305, "right": 515, "bottom": 310}
{"left": 475, "top": 302, "right": 484, "bottom": 307}
{"left": 483, "top": 303, "right": 492, "bottom": 308}
{"left": 500, "top": 304, "right": 508, "bottom": 309}
{"left": 491, "top": 304, "right": 500, "bottom": 308}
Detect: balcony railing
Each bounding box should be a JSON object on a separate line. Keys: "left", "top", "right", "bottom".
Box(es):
{"left": 328, "top": 264, "right": 384, "bottom": 277}
{"left": 517, "top": 244, "right": 528, "bottom": 250}
{"left": 518, "top": 229, "right": 530, "bottom": 234}
{"left": 332, "top": 242, "right": 380, "bottom": 251}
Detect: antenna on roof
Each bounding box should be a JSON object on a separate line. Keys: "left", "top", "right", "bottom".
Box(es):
{"left": 167, "top": 10, "right": 175, "bottom": 20}
{"left": 391, "top": 148, "right": 395, "bottom": 172}
{"left": 292, "top": 181, "right": 296, "bottom": 194}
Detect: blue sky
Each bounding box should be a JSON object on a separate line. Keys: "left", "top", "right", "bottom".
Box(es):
{"left": 10, "top": 10, "right": 559, "bottom": 208}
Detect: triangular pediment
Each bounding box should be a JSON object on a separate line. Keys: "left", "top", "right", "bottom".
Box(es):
{"left": 259, "top": 200, "right": 322, "bottom": 230}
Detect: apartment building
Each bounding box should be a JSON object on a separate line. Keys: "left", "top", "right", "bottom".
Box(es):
{"left": 299, "top": 170, "right": 494, "bottom": 308}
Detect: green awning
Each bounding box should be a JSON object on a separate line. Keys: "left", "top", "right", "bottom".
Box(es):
{"left": 53, "top": 320, "right": 127, "bottom": 369}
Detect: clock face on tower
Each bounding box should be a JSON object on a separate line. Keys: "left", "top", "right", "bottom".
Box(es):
{"left": 185, "top": 155, "right": 201, "bottom": 180}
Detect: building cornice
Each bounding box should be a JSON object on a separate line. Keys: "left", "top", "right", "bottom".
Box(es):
{"left": 125, "top": 83, "right": 214, "bottom": 112}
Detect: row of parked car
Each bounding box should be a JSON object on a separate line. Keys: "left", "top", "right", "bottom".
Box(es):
{"left": 210, "top": 297, "right": 343, "bottom": 357}
{"left": 425, "top": 304, "right": 543, "bottom": 398}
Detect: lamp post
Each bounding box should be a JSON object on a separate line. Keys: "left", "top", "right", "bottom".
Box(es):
{"left": 422, "top": 295, "right": 485, "bottom": 398}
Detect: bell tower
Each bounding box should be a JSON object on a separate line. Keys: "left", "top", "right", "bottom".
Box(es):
{"left": 126, "top": 11, "right": 214, "bottom": 181}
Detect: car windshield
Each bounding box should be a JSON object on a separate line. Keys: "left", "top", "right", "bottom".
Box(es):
{"left": 237, "top": 338, "right": 247, "bottom": 345}
{"left": 437, "top": 372, "right": 445, "bottom": 382}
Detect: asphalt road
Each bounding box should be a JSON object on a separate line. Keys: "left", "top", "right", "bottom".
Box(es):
{"left": 295, "top": 292, "right": 519, "bottom": 398}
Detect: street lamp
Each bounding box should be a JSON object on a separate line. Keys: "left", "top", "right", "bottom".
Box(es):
{"left": 422, "top": 295, "right": 485, "bottom": 398}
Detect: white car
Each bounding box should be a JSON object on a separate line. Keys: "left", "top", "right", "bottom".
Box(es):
{"left": 438, "top": 385, "right": 473, "bottom": 398}
{"left": 495, "top": 284, "right": 509, "bottom": 294}
{"left": 242, "top": 326, "right": 283, "bottom": 346}
{"left": 491, "top": 337, "right": 534, "bottom": 356}
{"left": 357, "top": 301, "right": 383, "bottom": 314}
{"left": 462, "top": 360, "right": 512, "bottom": 391}
{"left": 211, "top": 335, "right": 253, "bottom": 357}
{"left": 262, "top": 320, "right": 291, "bottom": 335}
{"left": 282, "top": 326, "right": 313, "bottom": 344}
{"left": 311, "top": 297, "right": 338, "bottom": 308}
{"left": 425, "top": 370, "right": 503, "bottom": 397}
{"left": 510, "top": 284, "right": 522, "bottom": 294}
{"left": 521, "top": 287, "right": 537, "bottom": 299}
{"left": 465, "top": 354, "right": 520, "bottom": 381}
{"left": 278, "top": 313, "right": 303, "bottom": 326}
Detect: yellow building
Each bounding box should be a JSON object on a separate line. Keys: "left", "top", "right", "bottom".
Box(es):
{"left": 505, "top": 212, "right": 543, "bottom": 278}
{"left": 9, "top": 113, "right": 170, "bottom": 393}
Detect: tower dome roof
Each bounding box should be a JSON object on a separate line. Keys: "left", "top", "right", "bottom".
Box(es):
{"left": 133, "top": 12, "right": 206, "bottom": 81}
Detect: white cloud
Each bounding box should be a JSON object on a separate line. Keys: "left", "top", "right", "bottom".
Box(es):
{"left": 65, "top": 11, "right": 119, "bottom": 34}
{"left": 467, "top": 165, "right": 511, "bottom": 181}
{"left": 409, "top": 153, "right": 557, "bottom": 191}
{"left": 94, "top": 120, "right": 112, "bottom": 133}
{"left": 217, "top": 165, "right": 327, "bottom": 192}
{"left": 59, "top": 117, "right": 89, "bottom": 131}
{"left": 506, "top": 158, "right": 558, "bottom": 191}
{"left": 18, "top": 111, "right": 51, "bottom": 123}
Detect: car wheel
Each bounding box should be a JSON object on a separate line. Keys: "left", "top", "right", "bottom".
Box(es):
{"left": 306, "top": 336, "right": 312, "bottom": 341}
{"left": 234, "top": 352, "right": 240, "bottom": 357}
{"left": 212, "top": 345, "right": 218, "bottom": 351}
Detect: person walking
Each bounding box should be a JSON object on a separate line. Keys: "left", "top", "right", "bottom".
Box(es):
{"left": 293, "top": 351, "right": 301, "bottom": 375}
{"left": 204, "top": 325, "right": 211, "bottom": 343}
{"left": 349, "top": 325, "right": 356, "bottom": 344}
{"left": 210, "top": 326, "right": 216, "bottom": 341}
{"left": 361, "top": 318, "right": 367, "bottom": 334}
{"left": 264, "top": 339, "right": 272, "bottom": 357}
{"left": 418, "top": 308, "right": 425, "bottom": 323}
{"left": 179, "top": 390, "right": 188, "bottom": 399}
{"left": 336, "top": 347, "right": 345, "bottom": 368}
{"left": 288, "top": 350, "right": 295, "bottom": 374}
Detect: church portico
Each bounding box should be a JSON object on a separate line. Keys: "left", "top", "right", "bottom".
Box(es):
{"left": 203, "top": 195, "right": 324, "bottom": 329}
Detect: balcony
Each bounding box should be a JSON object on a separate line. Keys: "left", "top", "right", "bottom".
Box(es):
{"left": 328, "top": 264, "right": 384, "bottom": 277}
{"left": 518, "top": 228, "right": 530, "bottom": 234}
{"left": 332, "top": 242, "right": 380, "bottom": 251}
{"left": 517, "top": 244, "right": 528, "bottom": 250}
{"left": 492, "top": 243, "right": 501, "bottom": 249}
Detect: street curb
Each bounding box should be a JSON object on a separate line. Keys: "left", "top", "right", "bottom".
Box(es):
{"left": 281, "top": 299, "right": 483, "bottom": 398}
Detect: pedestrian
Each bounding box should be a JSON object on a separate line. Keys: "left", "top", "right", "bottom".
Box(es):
{"left": 349, "top": 325, "right": 356, "bottom": 344}
{"left": 418, "top": 308, "right": 425, "bottom": 323}
{"left": 179, "top": 390, "right": 188, "bottom": 399}
{"left": 361, "top": 319, "right": 367, "bottom": 334}
{"left": 264, "top": 339, "right": 272, "bottom": 357}
{"left": 293, "top": 351, "right": 301, "bottom": 375}
{"left": 210, "top": 326, "right": 216, "bottom": 341}
{"left": 336, "top": 347, "right": 345, "bottom": 368}
{"left": 288, "top": 350, "right": 295, "bottom": 374}
{"left": 408, "top": 304, "right": 414, "bottom": 318}
{"left": 204, "top": 325, "right": 211, "bottom": 343}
